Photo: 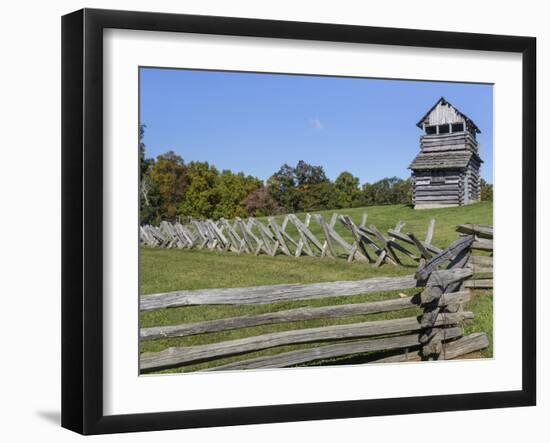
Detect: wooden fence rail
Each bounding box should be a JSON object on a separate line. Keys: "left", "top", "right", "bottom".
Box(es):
{"left": 140, "top": 226, "right": 492, "bottom": 373}
{"left": 458, "top": 223, "right": 494, "bottom": 289}
{"left": 141, "top": 314, "right": 472, "bottom": 371}
{"left": 202, "top": 327, "right": 466, "bottom": 372}
{"left": 140, "top": 290, "right": 472, "bottom": 341}
{"left": 140, "top": 269, "right": 471, "bottom": 311}
{"left": 140, "top": 212, "right": 448, "bottom": 267}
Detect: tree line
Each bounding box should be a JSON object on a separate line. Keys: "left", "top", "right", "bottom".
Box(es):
{"left": 139, "top": 125, "right": 492, "bottom": 224}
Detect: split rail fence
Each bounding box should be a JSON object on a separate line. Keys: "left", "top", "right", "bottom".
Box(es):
{"left": 142, "top": 213, "right": 442, "bottom": 267}
{"left": 140, "top": 226, "right": 492, "bottom": 373}
{"left": 141, "top": 214, "right": 494, "bottom": 277}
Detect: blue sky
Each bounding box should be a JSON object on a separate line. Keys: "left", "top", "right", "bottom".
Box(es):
{"left": 139, "top": 68, "right": 493, "bottom": 184}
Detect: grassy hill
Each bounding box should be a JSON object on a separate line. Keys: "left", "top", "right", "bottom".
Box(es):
{"left": 140, "top": 201, "right": 493, "bottom": 372}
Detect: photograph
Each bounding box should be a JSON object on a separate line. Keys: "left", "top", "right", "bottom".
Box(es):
{"left": 137, "top": 68, "right": 494, "bottom": 375}
{"left": 0, "top": 0, "right": 543, "bottom": 438}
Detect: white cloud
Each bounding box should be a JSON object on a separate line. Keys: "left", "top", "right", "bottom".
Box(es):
{"left": 310, "top": 117, "right": 324, "bottom": 130}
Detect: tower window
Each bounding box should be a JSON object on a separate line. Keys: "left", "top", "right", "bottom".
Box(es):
{"left": 451, "top": 123, "right": 465, "bottom": 132}
{"left": 425, "top": 125, "right": 437, "bottom": 135}
{"left": 438, "top": 124, "right": 450, "bottom": 134}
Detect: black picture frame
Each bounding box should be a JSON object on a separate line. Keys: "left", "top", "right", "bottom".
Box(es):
{"left": 61, "top": 8, "right": 536, "bottom": 435}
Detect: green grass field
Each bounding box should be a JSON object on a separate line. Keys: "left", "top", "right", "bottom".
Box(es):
{"left": 140, "top": 201, "right": 493, "bottom": 373}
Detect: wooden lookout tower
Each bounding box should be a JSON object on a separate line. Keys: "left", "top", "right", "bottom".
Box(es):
{"left": 409, "top": 97, "right": 483, "bottom": 209}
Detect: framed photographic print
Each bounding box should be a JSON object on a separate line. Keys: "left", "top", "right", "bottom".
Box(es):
{"left": 61, "top": 8, "right": 536, "bottom": 435}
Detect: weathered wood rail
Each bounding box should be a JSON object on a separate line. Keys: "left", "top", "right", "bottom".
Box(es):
{"left": 202, "top": 327, "right": 466, "bottom": 372}
{"left": 139, "top": 227, "right": 492, "bottom": 373}
{"left": 141, "top": 313, "right": 473, "bottom": 371}
{"left": 140, "top": 290, "right": 472, "bottom": 340}
{"left": 140, "top": 269, "right": 471, "bottom": 311}
{"left": 140, "top": 212, "right": 449, "bottom": 267}
{"left": 458, "top": 223, "right": 494, "bottom": 289}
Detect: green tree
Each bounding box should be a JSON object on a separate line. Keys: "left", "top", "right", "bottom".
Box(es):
{"left": 267, "top": 161, "right": 332, "bottom": 212}
{"left": 360, "top": 177, "right": 411, "bottom": 206}
{"left": 390, "top": 177, "right": 412, "bottom": 205}
{"left": 480, "top": 178, "right": 493, "bottom": 201}
{"left": 297, "top": 182, "right": 341, "bottom": 211}
{"left": 365, "top": 177, "right": 392, "bottom": 205}
{"left": 335, "top": 171, "right": 361, "bottom": 208}
{"left": 294, "top": 161, "right": 333, "bottom": 210}
{"left": 178, "top": 161, "right": 219, "bottom": 218}
{"left": 212, "top": 170, "right": 262, "bottom": 219}
{"left": 149, "top": 151, "right": 188, "bottom": 220}
{"left": 266, "top": 163, "right": 299, "bottom": 212}
{"left": 294, "top": 160, "right": 328, "bottom": 185}
{"left": 359, "top": 182, "right": 375, "bottom": 206}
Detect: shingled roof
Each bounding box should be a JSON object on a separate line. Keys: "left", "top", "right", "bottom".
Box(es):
{"left": 408, "top": 151, "right": 482, "bottom": 170}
